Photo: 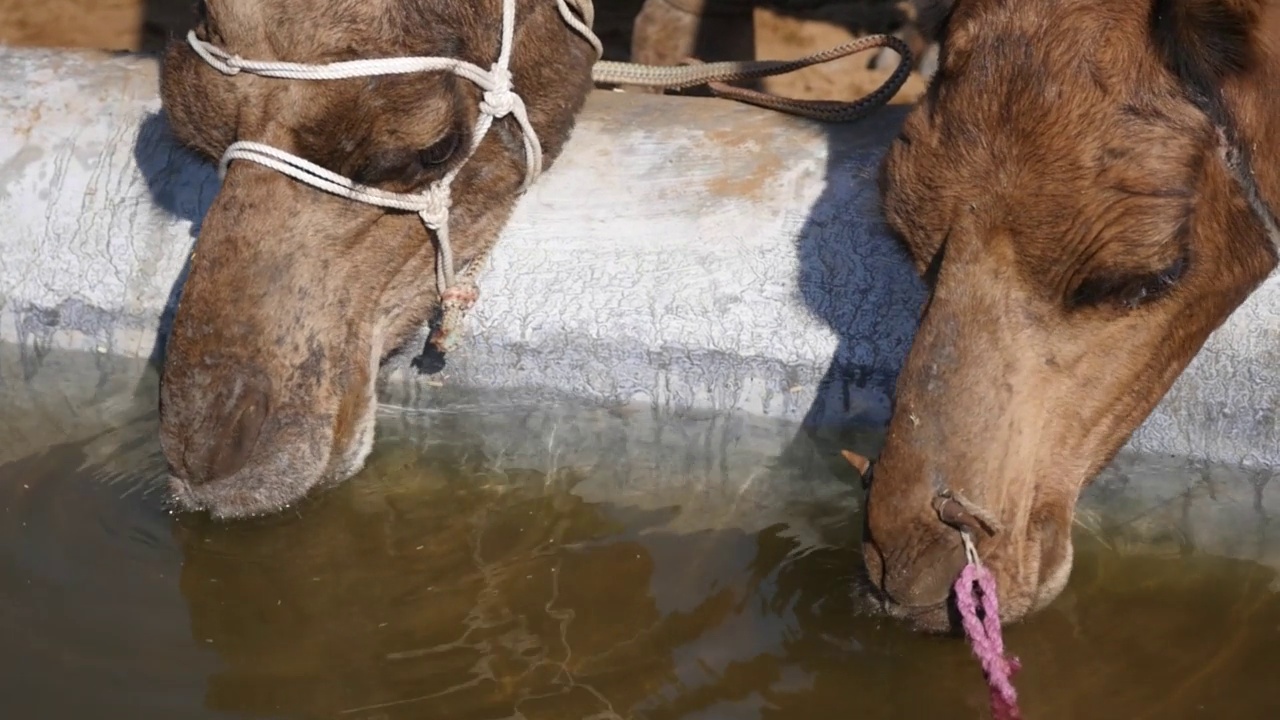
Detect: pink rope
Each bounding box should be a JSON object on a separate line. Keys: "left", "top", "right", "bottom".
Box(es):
{"left": 954, "top": 540, "right": 1023, "bottom": 720}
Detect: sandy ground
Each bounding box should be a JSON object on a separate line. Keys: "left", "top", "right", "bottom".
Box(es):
{"left": 753, "top": 7, "right": 928, "bottom": 105}
{"left": 0, "top": 0, "right": 191, "bottom": 53}
{"left": 0, "top": 0, "right": 927, "bottom": 105}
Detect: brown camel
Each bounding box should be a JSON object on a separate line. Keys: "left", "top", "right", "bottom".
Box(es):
{"left": 865, "top": 0, "right": 1279, "bottom": 632}
{"left": 157, "top": 0, "right": 599, "bottom": 518}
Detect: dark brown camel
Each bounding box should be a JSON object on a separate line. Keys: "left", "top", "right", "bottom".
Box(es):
{"left": 866, "top": 0, "right": 1279, "bottom": 632}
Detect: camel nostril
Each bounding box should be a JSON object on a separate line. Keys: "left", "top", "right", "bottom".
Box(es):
{"left": 186, "top": 384, "right": 271, "bottom": 485}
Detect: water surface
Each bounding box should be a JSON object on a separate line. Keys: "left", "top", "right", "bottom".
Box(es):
{"left": 1, "top": 347, "right": 1278, "bottom": 719}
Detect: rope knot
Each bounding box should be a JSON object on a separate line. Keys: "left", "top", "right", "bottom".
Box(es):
{"left": 417, "top": 184, "right": 452, "bottom": 229}
{"left": 480, "top": 65, "right": 518, "bottom": 117}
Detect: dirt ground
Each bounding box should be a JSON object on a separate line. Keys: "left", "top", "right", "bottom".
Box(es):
{"left": 0, "top": 0, "right": 926, "bottom": 105}
{"left": 753, "top": 7, "right": 928, "bottom": 105}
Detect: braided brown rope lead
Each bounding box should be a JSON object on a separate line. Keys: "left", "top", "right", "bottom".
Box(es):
{"left": 591, "top": 33, "right": 915, "bottom": 123}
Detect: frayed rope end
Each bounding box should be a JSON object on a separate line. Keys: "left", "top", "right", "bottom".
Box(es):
{"left": 427, "top": 281, "right": 480, "bottom": 354}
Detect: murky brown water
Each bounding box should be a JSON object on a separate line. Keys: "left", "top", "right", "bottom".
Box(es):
{"left": 2, "top": 350, "right": 1279, "bottom": 719}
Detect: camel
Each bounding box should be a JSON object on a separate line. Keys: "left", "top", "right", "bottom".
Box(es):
{"left": 864, "top": 0, "right": 1279, "bottom": 632}
{"left": 157, "top": 0, "right": 603, "bottom": 518}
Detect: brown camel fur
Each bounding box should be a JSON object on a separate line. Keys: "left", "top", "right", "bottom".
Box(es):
{"left": 867, "top": 0, "right": 1280, "bottom": 632}
{"left": 157, "top": 0, "right": 597, "bottom": 518}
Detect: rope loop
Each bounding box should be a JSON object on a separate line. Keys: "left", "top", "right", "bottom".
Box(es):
{"left": 188, "top": 37, "right": 243, "bottom": 76}
{"left": 960, "top": 528, "right": 982, "bottom": 567}
{"left": 954, "top": 530, "right": 1023, "bottom": 719}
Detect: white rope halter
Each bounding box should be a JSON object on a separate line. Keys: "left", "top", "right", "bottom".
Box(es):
{"left": 185, "top": 0, "right": 603, "bottom": 350}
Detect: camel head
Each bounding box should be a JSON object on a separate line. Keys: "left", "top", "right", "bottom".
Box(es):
{"left": 866, "top": 0, "right": 1280, "bottom": 631}
{"left": 156, "top": 0, "right": 598, "bottom": 518}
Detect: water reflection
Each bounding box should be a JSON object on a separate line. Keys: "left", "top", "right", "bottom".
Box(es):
{"left": 167, "top": 436, "right": 977, "bottom": 719}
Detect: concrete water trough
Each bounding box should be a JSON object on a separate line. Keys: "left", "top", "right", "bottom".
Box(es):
{"left": 1, "top": 46, "right": 1278, "bottom": 571}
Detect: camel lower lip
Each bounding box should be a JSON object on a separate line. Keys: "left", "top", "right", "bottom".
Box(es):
{"left": 887, "top": 601, "right": 959, "bottom": 634}
{"left": 166, "top": 474, "right": 296, "bottom": 520}
{"left": 163, "top": 441, "right": 331, "bottom": 520}
{"left": 878, "top": 596, "right": 943, "bottom": 617}
{"left": 159, "top": 386, "right": 375, "bottom": 520}
{"left": 852, "top": 573, "right": 958, "bottom": 633}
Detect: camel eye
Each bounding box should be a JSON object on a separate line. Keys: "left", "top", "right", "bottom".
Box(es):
{"left": 1068, "top": 254, "right": 1188, "bottom": 310}
{"left": 419, "top": 132, "right": 460, "bottom": 167}
{"left": 349, "top": 130, "right": 467, "bottom": 188}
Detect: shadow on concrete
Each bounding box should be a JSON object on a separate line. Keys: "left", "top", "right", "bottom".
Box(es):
{"left": 765, "top": 105, "right": 926, "bottom": 492}
{"left": 801, "top": 110, "right": 924, "bottom": 415}
{"left": 131, "top": 110, "right": 214, "bottom": 374}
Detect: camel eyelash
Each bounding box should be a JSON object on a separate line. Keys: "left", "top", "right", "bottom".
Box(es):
{"left": 347, "top": 129, "right": 466, "bottom": 190}
{"left": 1067, "top": 253, "right": 1189, "bottom": 310}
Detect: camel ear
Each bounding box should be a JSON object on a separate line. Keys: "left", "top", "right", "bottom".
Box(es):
{"left": 1150, "top": 0, "right": 1260, "bottom": 106}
